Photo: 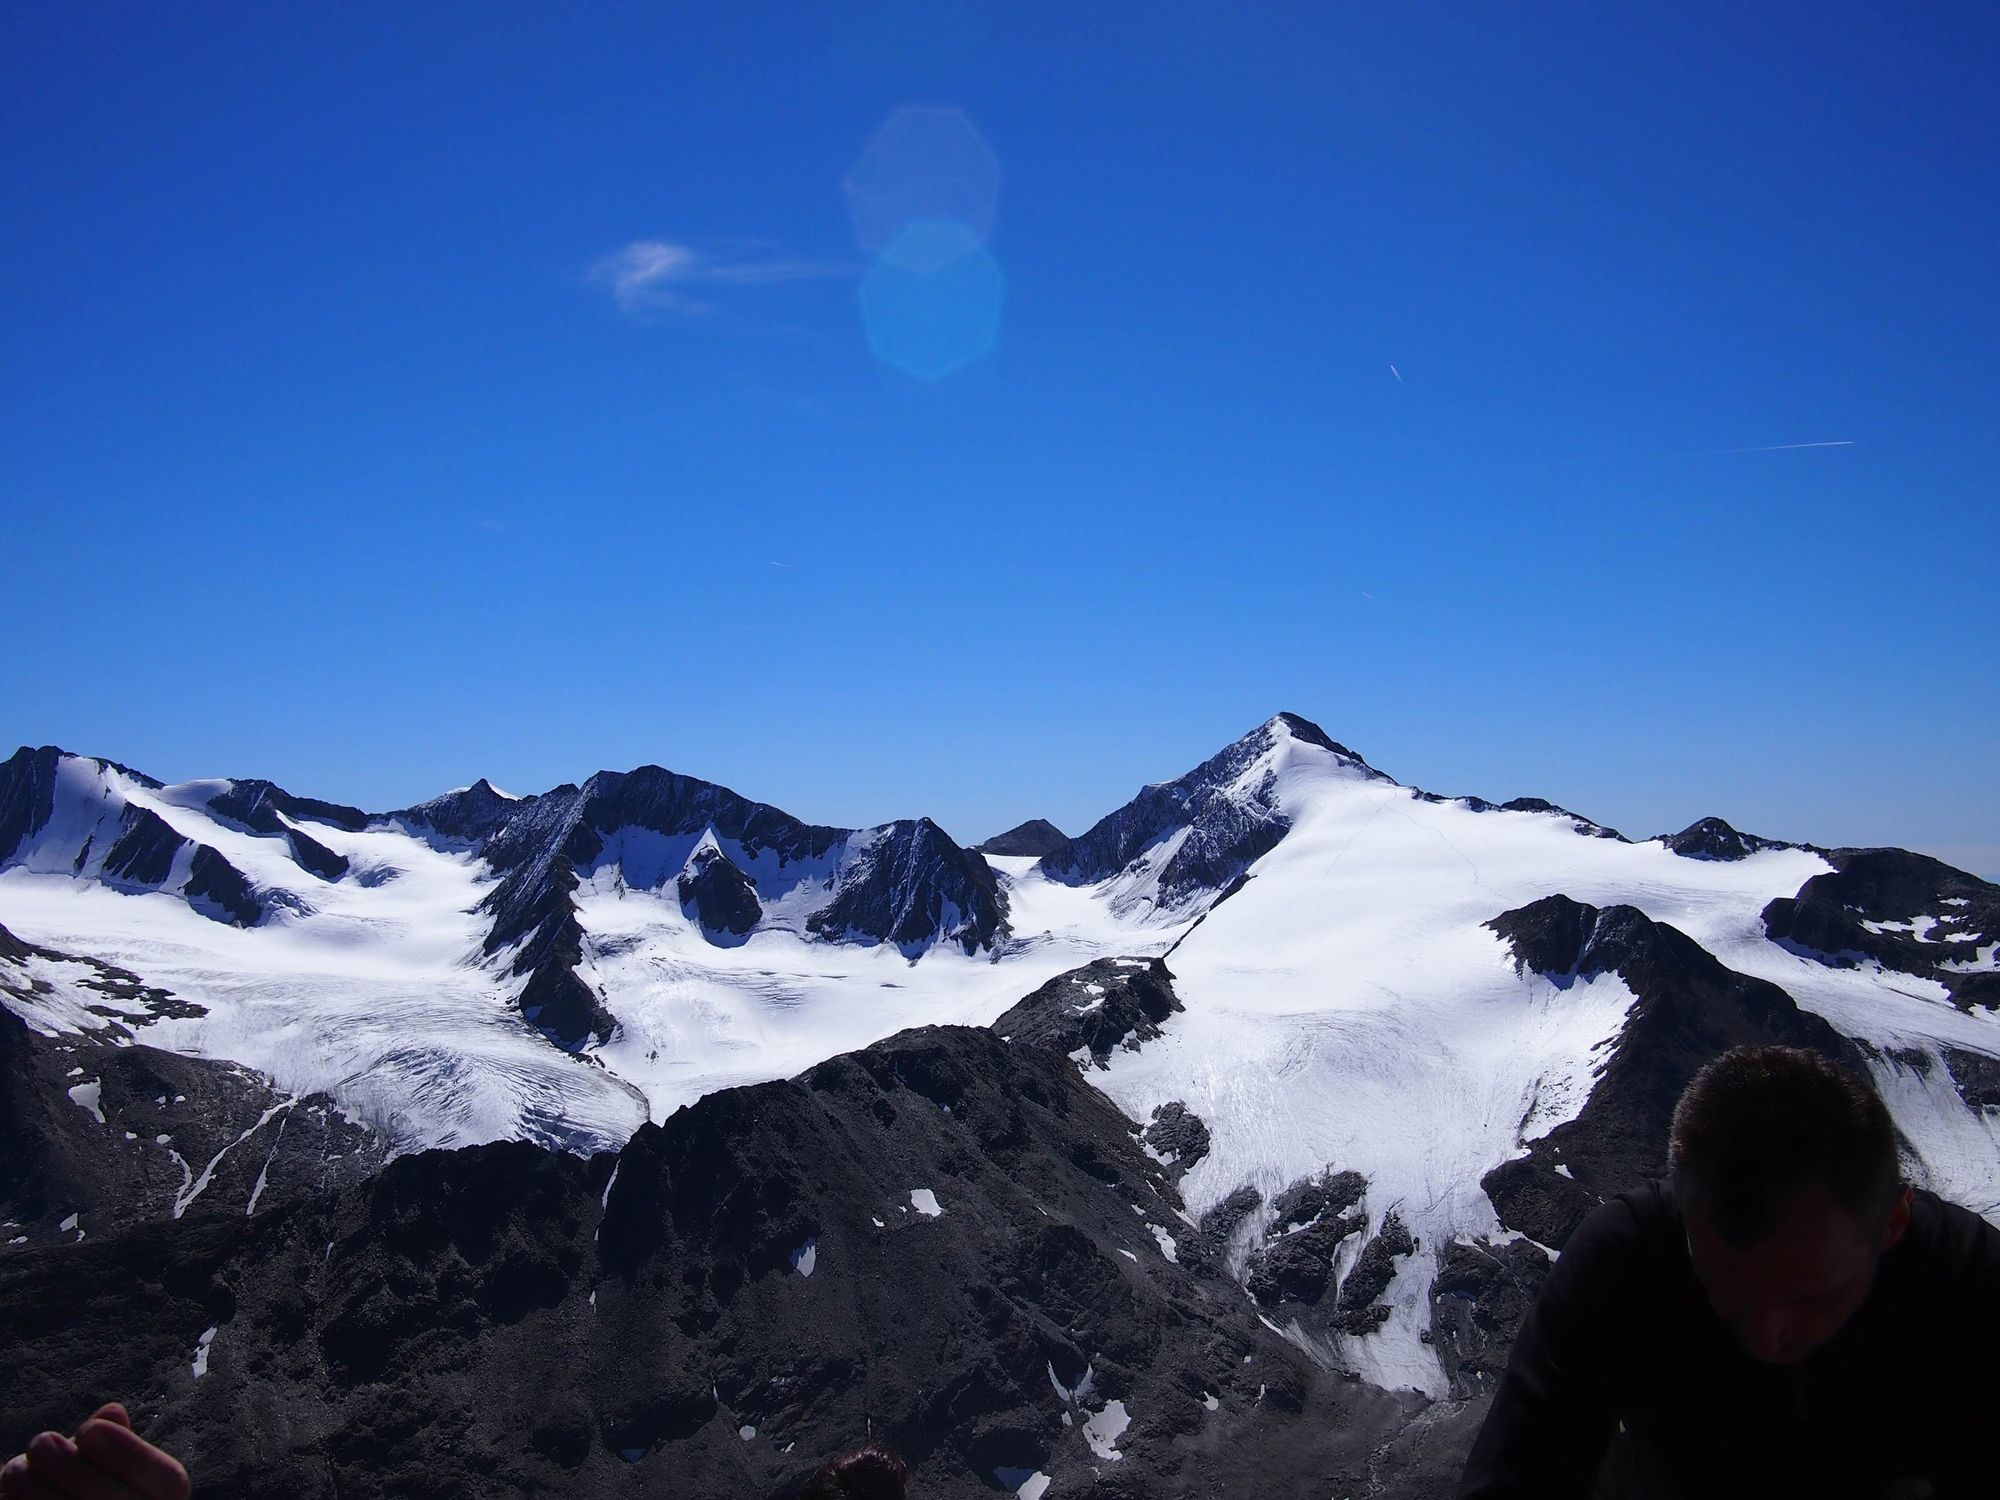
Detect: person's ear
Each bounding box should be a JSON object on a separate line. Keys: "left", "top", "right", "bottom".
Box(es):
{"left": 1879, "top": 1186, "right": 1912, "bottom": 1253}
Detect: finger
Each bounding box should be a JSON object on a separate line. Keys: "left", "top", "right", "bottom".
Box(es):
{"left": 78, "top": 1409, "right": 129, "bottom": 1434}
{"left": 73, "top": 1424, "right": 187, "bottom": 1500}
{"left": 1, "top": 1454, "right": 67, "bottom": 1500}
{"left": 25, "top": 1431, "right": 147, "bottom": 1500}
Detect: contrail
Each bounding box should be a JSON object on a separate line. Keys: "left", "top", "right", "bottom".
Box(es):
{"left": 1389, "top": 364, "right": 1403, "bottom": 384}
{"left": 1689, "top": 440, "right": 1853, "bottom": 456}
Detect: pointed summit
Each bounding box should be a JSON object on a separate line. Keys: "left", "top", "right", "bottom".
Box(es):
{"left": 1043, "top": 712, "right": 1387, "bottom": 913}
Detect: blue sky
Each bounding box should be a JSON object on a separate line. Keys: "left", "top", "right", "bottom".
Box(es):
{"left": 4, "top": 4, "right": 1995, "bottom": 874}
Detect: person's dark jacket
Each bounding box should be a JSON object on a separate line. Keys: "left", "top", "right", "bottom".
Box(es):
{"left": 1459, "top": 1181, "right": 2000, "bottom": 1499}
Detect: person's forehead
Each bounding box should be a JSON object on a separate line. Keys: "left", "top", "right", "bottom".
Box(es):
{"left": 1687, "top": 1187, "right": 1872, "bottom": 1280}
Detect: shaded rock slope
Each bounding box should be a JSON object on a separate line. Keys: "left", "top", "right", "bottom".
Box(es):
{"left": 0, "top": 1023, "right": 1480, "bottom": 1500}
{"left": 1762, "top": 848, "right": 2000, "bottom": 1011}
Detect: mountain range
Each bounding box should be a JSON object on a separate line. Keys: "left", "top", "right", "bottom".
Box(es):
{"left": 2, "top": 713, "right": 1994, "bottom": 1496}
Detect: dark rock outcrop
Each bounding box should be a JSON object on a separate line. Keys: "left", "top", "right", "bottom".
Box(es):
{"left": 204, "top": 780, "right": 368, "bottom": 837}
{"left": 1761, "top": 848, "right": 1999, "bottom": 1011}
{"left": 677, "top": 844, "right": 763, "bottom": 938}
{"left": 806, "top": 818, "right": 1005, "bottom": 956}
{"left": 397, "top": 778, "right": 530, "bottom": 845}
{"left": 0, "top": 746, "right": 66, "bottom": 862}
{"left": 100, "top": 807, "right": 189, "bottom": 888}
{"left": 1140, "top": 1102, "right": 1210, "bottom": 1177}
{"left": 1270, "top": 1170, "right": 1367, "bottom": 1233}
{"left": 1246, "top": 1212, "right": 1364, "bottom": 1307}
{"left": 1, "top": 751, "right": 273, "bottom": 926}
{"left": 1656, "top": 816, "right": 1796, "bottom": 861}
{"left": 1427, "top": 1236, "right": 1552, "bottom": 1399}
{"left": 1483, "top": 895, "right": 1862, "bottom": 1249}
{"left": 1330, "top": 1212, "right": 1416, "bottom": 1335}
{"left": 1042, "top": 714, "right": 1384, "bottom": 909}
{"left": 0, "top": 1025, "right": 1456, "bottom": 1499}
{"left": 992, "top": 957, "right": 1181, "bottom": 1067}
{"left": 975, "top": 819, "right": 1070, "bottom": 859}
{"left": 1942, "top": 1047, "right": 2000, "bottom": 1112}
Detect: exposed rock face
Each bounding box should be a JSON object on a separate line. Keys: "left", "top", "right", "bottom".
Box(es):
{"left": 396, "top": 777, "right": 525, "bottom": 845}
{"left": 677, "top": 843, "right": 762, "bottom": 938}
{"left": 395, "top": 766, "right": 1008, "bottom": 1047}
{"left": 1761, "top": 848, "right": 2000, "bottom": 1011}
{"left": 1270, "top": 1170, "right": 1367, "bottom": 1233}
{"left": 1234, "top": 1169, "right": 1411, "bottom": 1343}
{"left": 1139, "top": 1102, "right": 1210, "bottom": 1178}
{"left": 0, "top": 1025, "right": 1463, "bottom": 1499}
{"left": 203, "top": 780, "right": 368, "bottom": 837}
{"left": 1246, "top": 1211, "right": 1365, "bottom": 1307}
{"left": 1482, "top": 895, "right": 1862, "bottom": 1251}
{"left": 1041, "top": 714, "right": 1384, "bottom": 909}
{"left": 805, "top": 817, "right": 1004, "bottom": 955}
{"left": 0, "top": 746, "right": 67, "bottom": 860}
{"left": 1183, "top": 1185, "right": 1263, "bottom": 1271}
{"left": 975, "top": 819, "right": 1070, "bottom": 859}
{"left": 1331, "top": 1212, "right": 1415, "bottom": 1335}
{"left": 991, "top": 958, "right": 1181, "bottom": 1066}
{"left": 0, "top": 930, "right": 384, "bottom": 1247}
{"left": 1942, "top": 1047, "right": 2000, "bottom": 1112}
{"left": 1427, "top": 1237, "right": 1552, "bottom": 1399}
{"left": 1656, "top": 816, "right": 1796, "bottom": 861}
{"left": 0, "top": 751, "right": 281, "bottom": 927}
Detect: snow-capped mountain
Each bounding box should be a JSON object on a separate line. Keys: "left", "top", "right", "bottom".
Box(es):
{"left": 2, "top": 714, "right": 1996, "bottom": 1418}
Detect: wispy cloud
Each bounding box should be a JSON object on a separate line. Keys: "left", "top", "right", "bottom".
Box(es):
{"left": 590, "top": 239, "right": 846, "bottom": 317}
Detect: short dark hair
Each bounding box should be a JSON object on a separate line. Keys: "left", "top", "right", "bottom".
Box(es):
{"left": 797, "top": 1440, "right": 909, "bottom": 1500}
{"left": 1668, "top": 1045, "right": 1901, "bottom": 1245}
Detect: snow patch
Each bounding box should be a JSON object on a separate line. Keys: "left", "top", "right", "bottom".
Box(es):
{"left": 1081, "top": 1400, "right": 1130, "bottom": 1460}
{"left": 191, "top": 1325, "right": 216, "bottom": 1378}
{"left": 789, "top": 1237, "right": 817, "bottom": 1277}
{"left": 909, "top": 1188, "right": 943, "bottom": 1217}
{"left": 66, "top": 1079, "right": 105, "bottom": 1125}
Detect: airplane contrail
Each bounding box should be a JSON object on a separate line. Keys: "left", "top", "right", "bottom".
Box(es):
{"left": 1691, "top": 440, "right": 1854, "bottom": 456}
{"left": 1389, "top": 364, "right": 1403, "bottom": 384}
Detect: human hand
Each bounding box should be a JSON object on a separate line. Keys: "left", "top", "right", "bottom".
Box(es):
{"left": 0, "top": 1403, "right": 191, "bottom": 1500}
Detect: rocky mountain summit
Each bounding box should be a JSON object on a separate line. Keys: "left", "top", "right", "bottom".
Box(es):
{"left": 976, "top": 818, "right": 1071, "bottom": 859}
{"left": 1040, "top": 713, "right": 1384, "bottom": 912}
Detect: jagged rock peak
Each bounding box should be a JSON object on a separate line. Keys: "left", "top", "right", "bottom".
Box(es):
{"left": 975, "top": 818, "right": 1070, "bottom": 858}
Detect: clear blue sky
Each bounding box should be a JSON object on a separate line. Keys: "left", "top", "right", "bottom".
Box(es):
{"left": 4, "top": 4, "right": 1995, "bottom": 875}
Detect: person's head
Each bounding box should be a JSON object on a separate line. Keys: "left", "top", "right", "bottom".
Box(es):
{"left": 1668, "top": 1045, "right": 1910, "bottom": 1365}
{"left": 796, "top": 1440, "right": 908, "bottom": 1500}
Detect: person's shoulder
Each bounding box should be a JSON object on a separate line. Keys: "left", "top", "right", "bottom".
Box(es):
{"left": 1550, "top": 1180, "right": 1684, "bottom": 1287}
{"left": 1903, "top": 1190, "right": 2000, "bottom": 1283}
